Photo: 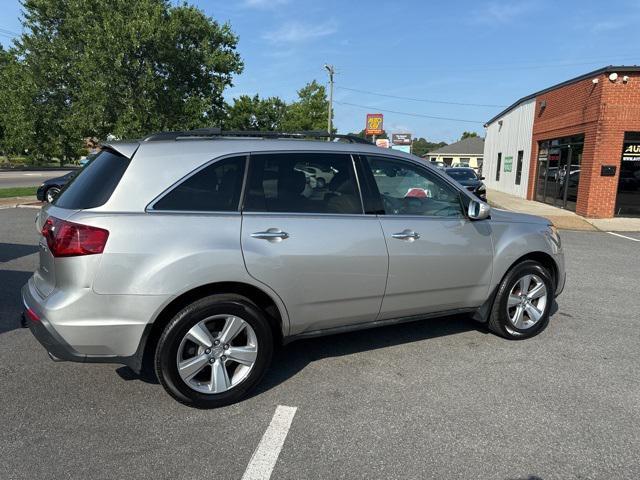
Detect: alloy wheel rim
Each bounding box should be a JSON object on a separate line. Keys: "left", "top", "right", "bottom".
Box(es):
{"left": 505, "top": 274, "right": 548, "bottom": 332}
{"left": 176, "top": 314, "right": 258, "bottom": 394}
{"left": 46, "top": 188, "right": 59, "bottom": 203}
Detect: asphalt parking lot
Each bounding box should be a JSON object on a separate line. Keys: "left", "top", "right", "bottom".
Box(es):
{"left": 1, "top": 207, "right": 639, "bottom": 480}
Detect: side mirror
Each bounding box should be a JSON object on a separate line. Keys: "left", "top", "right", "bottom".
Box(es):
{"left": 468, "top": 199, "right": 491, "bottom": 220}
{"left": 480, "top": 176, "right": 485, "bottom": 180}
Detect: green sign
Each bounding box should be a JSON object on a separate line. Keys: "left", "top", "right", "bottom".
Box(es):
{"left": 504, "top": 156, "right": 513, "bottom": 172}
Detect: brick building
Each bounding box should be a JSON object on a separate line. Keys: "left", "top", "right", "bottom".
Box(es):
{"left": 483, "top": 66, "right": 640, "bottom": 218}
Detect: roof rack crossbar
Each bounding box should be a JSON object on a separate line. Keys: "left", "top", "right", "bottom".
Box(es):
{"left": 142, "top": 129, "right": 372, "bottom": 145}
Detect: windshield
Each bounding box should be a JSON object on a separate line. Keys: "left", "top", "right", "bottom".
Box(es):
{"left": 447, "top": 169, "right": 477, "bottom": 181}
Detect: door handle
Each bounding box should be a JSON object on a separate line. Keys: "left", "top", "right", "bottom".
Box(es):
{"left": 392, "top": 229, "right": 420, "bottom": 241}
{"left": 251, "top": 229, "right": 290, "bottom": 242}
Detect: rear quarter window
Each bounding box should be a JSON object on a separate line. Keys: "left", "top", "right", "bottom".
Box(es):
{"left": 54, "top": 150, "right": 131, "bottom": 209}
{"left": 151, "top": 155, "right": 246, "bottom": 212}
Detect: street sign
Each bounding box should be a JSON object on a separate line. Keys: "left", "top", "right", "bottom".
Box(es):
{"left": 365, "top": 114, "right": 384, "bottom": 136}
{"left": 375, "top": 138, "right": 390, "bottom": 148}
{"left": 391, "top": 133, "right": 412, "bottom": 145}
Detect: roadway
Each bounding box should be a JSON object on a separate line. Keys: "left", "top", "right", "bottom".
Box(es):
{"left": 0, "top": 170, "right": 71, "bottom": 188}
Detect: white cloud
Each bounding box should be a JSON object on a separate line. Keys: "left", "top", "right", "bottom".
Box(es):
{"left": 591, "top": 20, "right": 625, "bottom": 32}
{"left": 243, "top": 0, "right": 289, "bottom": 8}
{"left": 263, "top": 21, "right": 337, "bottom": 44}
{"left": 473, "top": 2, "right": 534, "bottom": 24}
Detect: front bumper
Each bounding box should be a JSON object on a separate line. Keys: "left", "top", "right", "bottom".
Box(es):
{"left": 36, "top": 185, "right": 46, "bottom": 201}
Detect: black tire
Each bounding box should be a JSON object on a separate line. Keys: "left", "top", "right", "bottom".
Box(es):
{"left": 155, "top": 294, "right": 273, "bottom": 408}
{"left": 487, "top": 260, "right": 554, "bottom": 340}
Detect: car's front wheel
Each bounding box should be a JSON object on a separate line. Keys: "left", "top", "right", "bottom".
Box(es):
{"left": 45, "top": 186, "right": 60, "bottom": 203}
{"left": 488, "top": 260, "right": 554, "bottom": 339}
{"left": 155, "top": 294, "right": 273, "bottom": 408}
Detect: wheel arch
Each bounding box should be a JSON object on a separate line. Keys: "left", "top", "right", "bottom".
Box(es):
{"left": 474, "top": 250, "right": 558, "bottom": 324}
{"left": 510, "top": 251, "right": 558, "bottom": 288}
{"left": 139, "top": 282, "right": 286, "bottom": 373}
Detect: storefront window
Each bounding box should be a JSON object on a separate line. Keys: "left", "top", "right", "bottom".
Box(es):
{"left": 616, "top": 132, "right": 640, "bottom": 217}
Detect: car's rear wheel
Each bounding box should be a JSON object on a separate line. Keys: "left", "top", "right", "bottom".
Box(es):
{"left": 155, "top": 294, "right": 273, "bottom": 408}
{"left": 487, "top": 260, "right": 553, "bottom": 339}
{"left": 45, "top": 186, "right": 60, "bottom": 203}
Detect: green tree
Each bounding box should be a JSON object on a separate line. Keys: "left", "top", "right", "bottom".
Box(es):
{"left": 225, "top": 95, "right": 287, "bottom": 131}
{"left": 460, "top": 131, "right": 479, "bottom": 140}
{"left": 0, "top": 48, "right": 38, "bottom": 159}
{"left": 0, "top": 0, "right": 243, "bottom": 163}
{"left": 281, "top": 80, "right": 330, "bottom": 131}
{"left": 411, "top": 137, "right": 447, "bottom": 157}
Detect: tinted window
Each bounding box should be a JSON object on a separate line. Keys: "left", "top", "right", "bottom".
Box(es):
{"left": 364, "top": 156, "right": 463, "bottom": 217}
{"left": 54, "top": 150, "right": 130, "bottom": 209}
{"left": 446, "top": 169, "right": 477, "bottom": 181}
{"left": 515, "top": 150, "right": 524, "bottom": 185}
{"left": 244, "top": 153, "right": 361, "bottom": 214}
{"left": 153, "top": 156, "right": 246, "bottom": 211}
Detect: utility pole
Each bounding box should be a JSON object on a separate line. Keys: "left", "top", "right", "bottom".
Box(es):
{"left": 324, "top": 64, "right": 335, "bottom": 138}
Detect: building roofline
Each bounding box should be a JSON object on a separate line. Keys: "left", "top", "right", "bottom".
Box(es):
{"left": 428, "top": 152, "right": 483, "bottom": 157}
{"left": 484, "top": 65, "right": 640, "bottom": 127}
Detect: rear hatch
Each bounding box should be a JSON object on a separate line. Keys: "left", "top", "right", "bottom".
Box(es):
{"left": 34, "top": 148, "right": 132, "bottom": 298}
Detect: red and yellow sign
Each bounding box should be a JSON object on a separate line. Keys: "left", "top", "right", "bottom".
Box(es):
{"left": 365, "top": 113, "right": 384, "bottom": 136}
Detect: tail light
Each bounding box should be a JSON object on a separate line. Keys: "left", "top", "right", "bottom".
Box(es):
{"left": 41, "top": 216, "right": 109, "bottom": 257}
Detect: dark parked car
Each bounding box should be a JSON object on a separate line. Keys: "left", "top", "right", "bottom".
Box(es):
{"left": 36, "top": 153, "right": 99, "bottom": 202}
{"left": 444, "top": 167, "right": 487, "bottom": 201}
{"left": 36, "top": 171, "right": 77, "bottom": 203}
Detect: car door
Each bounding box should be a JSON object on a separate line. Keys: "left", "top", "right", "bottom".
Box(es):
{"left": 360, "top": 154, "right": 494, "bottom": 320}
{"left": 240, "top": 151, "right": 389, "bottom": 336}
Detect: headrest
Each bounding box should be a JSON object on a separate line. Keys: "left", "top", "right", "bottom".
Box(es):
{"left": 279, "top": 168, "right": 306, "bottom": 196}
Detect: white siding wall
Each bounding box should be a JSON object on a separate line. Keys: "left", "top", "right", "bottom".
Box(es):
{"left": 483, "top": 99, "right": 536, "bottom": 198}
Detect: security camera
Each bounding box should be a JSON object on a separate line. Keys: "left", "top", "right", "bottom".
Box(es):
{"left": 592, "top": 78, "right": 599, "bottom": 84}
{"left": 609, "top": 72, "right": 618, "bottom": 82}
{"left": 623, "top": 75, "right": 629, "bottom": 83}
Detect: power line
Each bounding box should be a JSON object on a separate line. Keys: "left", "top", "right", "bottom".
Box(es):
{"left": 336, "top": 86, "right": 506, "bottom": 108}
{"left": 333, "top": 100, "right": 484, "bottom": 124}
{"left": 0, "top": 27, "right": 19, "bottom": 36}
{"left": 338, "top": 56, "right": 640, "bottom": 73}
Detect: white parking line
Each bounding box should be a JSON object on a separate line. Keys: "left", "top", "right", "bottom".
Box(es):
{"left": 607, "top": 232, "right": 640, "bottom": 242}
{"left": 241, "top": 405, "right": 297, "bottom": 480}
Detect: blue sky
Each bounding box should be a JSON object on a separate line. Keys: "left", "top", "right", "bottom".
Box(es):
{"left": 1, "top": 0, "right": 639, "bottom": 142}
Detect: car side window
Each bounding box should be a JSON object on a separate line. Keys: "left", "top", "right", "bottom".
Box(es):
{"left": 364, "top": 156, "right": 463, "bottom": 217}
{"left": 153, "top": 155, "right": 246, "bottom": 211}
{"left": 244, "top": 152, "right": 362, "bottom": 214}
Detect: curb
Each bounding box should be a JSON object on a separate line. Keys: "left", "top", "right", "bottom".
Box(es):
{"left": 0, "top": 196, "right": 42, "bottom": 210}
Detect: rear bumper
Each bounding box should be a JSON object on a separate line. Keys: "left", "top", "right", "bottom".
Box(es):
{"left": 24, "top": 309, "right": 86, "bottom": 363}
{"left": 22, "top": 295, "right": 147, "bottom": 372}
{"left": 21, "top": 279, "right": 164, "bottom": 373}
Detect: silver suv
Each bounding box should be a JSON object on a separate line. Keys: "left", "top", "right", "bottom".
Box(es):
{"left": 22, "top": 130, "right": 565, "bottom": 408}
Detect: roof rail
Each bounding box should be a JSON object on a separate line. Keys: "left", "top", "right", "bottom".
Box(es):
{"left": 141, "top": 129, "right": 372, "bottom": 145}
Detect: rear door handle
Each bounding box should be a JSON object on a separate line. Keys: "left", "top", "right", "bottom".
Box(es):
{"left": 251, "top": 229, "right": 290, "bottom": 242}
{"left": 392, "top": 229, "right": 420, "bottom": 241}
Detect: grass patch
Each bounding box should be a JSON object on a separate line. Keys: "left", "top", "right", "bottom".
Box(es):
{"left": 0, "top": 186, "right": 38, "bottom": 198}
